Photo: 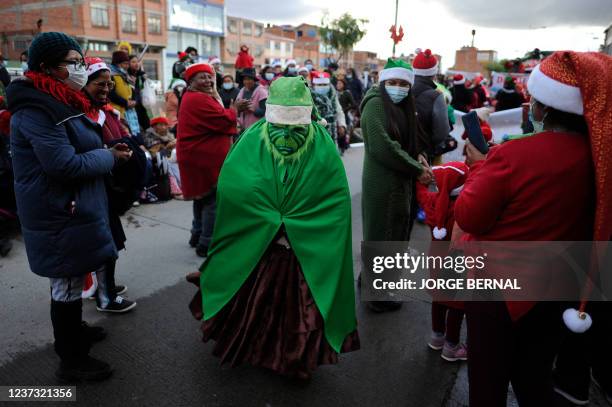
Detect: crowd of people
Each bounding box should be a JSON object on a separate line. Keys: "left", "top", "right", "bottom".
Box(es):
{"left": 2, "top": 31, "right": 612, "bottom": 407}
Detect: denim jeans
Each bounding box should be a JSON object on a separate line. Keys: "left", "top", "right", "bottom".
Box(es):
{"left": 191, "top": 188, "right": 217, "bottom": 249}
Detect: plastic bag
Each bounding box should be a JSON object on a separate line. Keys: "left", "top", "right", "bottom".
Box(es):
{"left": 141, "top": 79, "right": 156, "bottom": 109}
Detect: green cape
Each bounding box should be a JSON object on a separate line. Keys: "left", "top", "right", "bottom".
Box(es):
{"left": 200, "top": 119, "right": 356, "bottom": 352}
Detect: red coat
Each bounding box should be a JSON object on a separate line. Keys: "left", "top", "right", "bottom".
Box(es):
{"left": 454, "top": 131, "right": 595, "bottom": 320}
{"left": 235, "top": 50, "right": 254, "bottom": 69}
{"left": 176, "top": 90, "right": 237, "bottom": 199}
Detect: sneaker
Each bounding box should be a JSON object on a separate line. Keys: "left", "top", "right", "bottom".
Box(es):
{"left": 591, "top": 373, "right": 612, "bottom": 405}
{"left": 111, "top": 285, "right": 128, "bottom": 296}
{"left": 441, "top": 342, "right": 468, "bottom": 362}
{"left": 189, "top": 234, "right": 201, "bottom": 248}
{"left": 132, "top": 200, "right": 140, "bottom": 207}
{"left": 55, "top": 356, "right": 112, "bottom": 382}
{"left": 195, "top": 245, "right": 208, "bottom": 258}
{"left": 80, "top": 321, "right": 107, "bottom": 343}
{"left": 552, "top": 369, "right": 590, "bottom": 405}
{"left": 428, "top": 332, "right": 445, "bottom": 351}
{"left": 96, "top": 296, "right": 137, "bottom": 313}
{"left": 140, "top": 191, "right": 158, "bottom": 204}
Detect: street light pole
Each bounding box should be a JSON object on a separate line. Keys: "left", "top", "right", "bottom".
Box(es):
{"left": 392, "top": 0, "right": 398, "bottom": 57}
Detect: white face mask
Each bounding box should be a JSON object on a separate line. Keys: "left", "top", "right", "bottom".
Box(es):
{"left": 222, "top": 82, "right": 234, "bottom": 90}
{"left": 265, "top": 72, "right": 275, "bottom": 81}
{"left": 63, "top": 64, "right": 88, "bottom": 91}
{"left": 314, "top": 85, "right": 330, "bottom": 95}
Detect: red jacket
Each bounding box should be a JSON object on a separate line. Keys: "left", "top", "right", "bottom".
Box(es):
{"left": 455, "top": 131, "right": 595, "bottom": 319}
{"left": 176, "top": 90, "right": 237, "bottom": 199}
{"left": 235, "top": 50, "right": 254, "bottom": 69}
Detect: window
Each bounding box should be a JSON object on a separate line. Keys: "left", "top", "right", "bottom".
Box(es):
{"left": 148, "top": 15, "right": 161, "bottom": 34}
{"left": 228, "top": 18, "right": 237, "bottom": 34}
{"left": 89, "top": 42, "right": 109, "bottom": 52}
{"left": 254, "top": 24, "right": 263, "bottom": 37}
{"left": 287, "top": 43, "right": 293, "bottom": 55}
{"left": 255, "top": 45, "right": 263, "bottom": 57}
{"left": 297, "top": 30, "right": 303, "bottom": 37}
{"left": 142, "top": 60, "right": 158, "bottom": 80}
{"left": 268, "top": 40, "right": 274, "bottom": 50}
{"left": 274, "top": 41, "right": 281, "bottom": 51}
{"left": 13, "top": 39, "right": 29, "bottom": 52}
{"left": 91, "top": 5, "right": 109, "bottom": 28}
{"left": 307, "top": 29, "right": 316, "bottom": 37}
{"left": 121, "top": 10, "right": 137, "bottom": 33}
{"left": 201, "top": 36, "right": 213, "bottom": 57}
{"left": 227, "top": 42, "right": 238, "bottom": 54}
{"left": 242, "top": 21, "right": 252, "bottom": 36}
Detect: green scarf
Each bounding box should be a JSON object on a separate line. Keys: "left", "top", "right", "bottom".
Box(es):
{"left": 199, "top": 119, "right": 356, "bottom": 353}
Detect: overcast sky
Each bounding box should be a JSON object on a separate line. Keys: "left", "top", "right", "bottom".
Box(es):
{"left": 226, "top": 0, "right": 610, "bottom": 70}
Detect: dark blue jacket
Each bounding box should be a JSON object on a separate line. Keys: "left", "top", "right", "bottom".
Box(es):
{"left": 7, "top": 78, "right": 117, "bottom": 278}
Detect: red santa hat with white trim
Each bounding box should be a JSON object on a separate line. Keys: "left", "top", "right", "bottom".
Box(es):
{"left": 311, "top": 71, "right": 331, "bottom": 85}
{"left": 453, "top": 74, "right": 466, "bottom": 85}
{"left": 413, "top": 49, "right": 439, "bottom": 77}
{"left": 527, "top": 51, "right": 612, "bottom": 333}
{"left": 85, "top": 56, "right": 109, "bottom": 76}
{"left": 431, "top": 162, "right": 469, "bottom": 240}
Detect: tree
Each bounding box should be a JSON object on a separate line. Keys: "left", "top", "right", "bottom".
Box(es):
{"left": 319, "top": 13, "right": 368, "bottom": 64}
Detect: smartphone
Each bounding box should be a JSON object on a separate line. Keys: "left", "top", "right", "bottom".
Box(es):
{"left": 461, "top": 111, "right": 489, "bottom": 154}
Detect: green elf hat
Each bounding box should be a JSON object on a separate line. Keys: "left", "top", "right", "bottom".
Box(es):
{"left": 379, "top": 58, "right": 415, "bottom": 85}
{"left": 266, "top": 76, "right": 314, "bottom": 125}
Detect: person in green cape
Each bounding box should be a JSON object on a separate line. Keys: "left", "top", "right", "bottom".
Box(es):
{"left": 187, "top": 76, "right": 360, "bottom": 380}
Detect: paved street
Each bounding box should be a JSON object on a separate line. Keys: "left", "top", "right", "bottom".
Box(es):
{"left": 0, "top": 146, "right": 605, "bottom": 407}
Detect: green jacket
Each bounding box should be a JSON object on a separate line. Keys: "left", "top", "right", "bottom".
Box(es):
{"left": 199, "top": 120, "right": 357, "bottom": 353}
{"left": 360, "top": 86, "right": 424, "bottom": 241}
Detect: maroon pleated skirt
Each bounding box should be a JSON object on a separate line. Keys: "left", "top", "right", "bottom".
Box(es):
{"left": 189, "top": 243, "right": 360, "bottom": 378}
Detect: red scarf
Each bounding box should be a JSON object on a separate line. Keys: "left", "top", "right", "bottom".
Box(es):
{"left": 25, "top": 71, "right": 99, "bottom": 122}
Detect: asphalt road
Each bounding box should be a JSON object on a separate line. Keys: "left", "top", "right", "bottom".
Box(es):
{"left": 0, "top": 146, "right": 605, "bottom": 407}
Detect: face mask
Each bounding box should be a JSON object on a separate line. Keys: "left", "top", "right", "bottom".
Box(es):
{"left": 529, "top": 101, "right": 547, "bottom": 133}
{"left": 265, "top": 72, "right": 275, "bottom": 81}
{"left": 385, "top": 84, "right": 410, "bottom": 104}
{"left": 288, "top": 67, "right": 297, "bottom": 75}
{"left": 305, "top": 64, "right": 313, "bottom": 71}
{"left": 222, "top": 82, "right": 234, "bottom": 90}
{"left": 346, "top": 74, "right": 353, "bottom": 79}
{"left": 63, "top": 64, "right": 88, "bottom": 91}
{"left": 21, "top": 62, "right": 29, "bottom": 71}
{"left": 314, "top": 85, "right": 330, "bottom": 95}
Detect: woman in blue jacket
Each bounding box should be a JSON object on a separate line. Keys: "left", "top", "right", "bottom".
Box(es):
{"left": 7, "top": 32, "right": 131, "bottom": 382}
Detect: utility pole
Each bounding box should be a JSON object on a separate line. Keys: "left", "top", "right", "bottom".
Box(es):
{"left": 392, "top": 0, "right": 399, "bottom": 57}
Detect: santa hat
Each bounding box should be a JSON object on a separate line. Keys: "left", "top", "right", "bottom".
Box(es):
{"left": 272, "top": 60, "right": 283, "bottom": 68}
{"left": 171, "top": 79, "right": 187, "bottom": 90}
{"left": 285, "top": 59, "right": 297, "bottom": 67}
{"left": 413, "top": 49, "right": 439, "bottom": 77}
{"left": 312, "top": 71, "right": 331, "bottom": 85}
{"left": 527, "top": 51, "right": 612, "bottom": 333}
{"left": 431, "top": 162, "right": 469, "bottom": 240}
{"left": 208, "top": 56, "right": 221, "bottom": 65}
{"left": 453, "top": 74, "right": 465, "bottom": 85}
{"left": 184, "top": 62, "right": 214, "bottom": 82}
{"left": 150, "top": 117, "right": 169, "bottom": 126}
{"left": 85, "top": 56, "right": 109, "bottom": 77}
{"left": 379, "top": 58, "right": 415, "bottom": 85}
{"left": 297, "top": 66, "right": 309, "bottom": 74}
{"left": 178, "top": 51, "right": 189, "bottom": 61}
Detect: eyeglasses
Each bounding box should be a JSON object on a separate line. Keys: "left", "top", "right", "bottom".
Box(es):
{"left": 91, "top": 81, "right": 115, "bottom": 90}
{"left": 61, "top": 60, "right": 86, "bottom": 70}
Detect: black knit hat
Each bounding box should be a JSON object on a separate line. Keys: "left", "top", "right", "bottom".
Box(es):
{"left": 28, "top": 32, "right": 83, "bottom": 71}
{"left": 242, "top": 67, "right": 256, "bottom": 79}
{"left": 112, "top": 51, "right": 130, "bottom": 65}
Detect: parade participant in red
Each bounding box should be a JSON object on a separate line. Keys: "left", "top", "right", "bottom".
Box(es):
{"left": 177, "top": 62, "right": 237, "bottom": 257}
{"left": 450, "top": 74, "right": 473, "bottom": 113}
{"left": 454, "top": 51, "right": 612, "bottom": 407}
{"left": 234, "top": 45, "right": 254, "bottom": 88}
{"left": 417, "top": 162, "right": 468, "bottom": 362}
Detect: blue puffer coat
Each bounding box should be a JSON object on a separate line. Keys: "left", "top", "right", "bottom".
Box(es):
{"left": 7, "top": 78, "right": 117, "bottom": 278}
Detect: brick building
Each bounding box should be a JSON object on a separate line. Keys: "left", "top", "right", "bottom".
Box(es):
{"left": 221, "top": 15, "right": 266, "bottom": 74}
{"left": 263, "top": 25, "right": 296, "bottom": 67}
{"left": 451, "top": 46, "right": 497, "bottom": 75}
{"left": 0, "top": 0, "right": 167, "bottom": 79}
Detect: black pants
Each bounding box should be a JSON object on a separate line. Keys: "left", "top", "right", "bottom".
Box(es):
{"left": 555, "top": 302, "right": 612, "bottom": 393}
{"left": 50, "top": 299, "right": 89, "bottom": 365}
{"left": 466, "top": 301, "right": 565, "bottom": 407}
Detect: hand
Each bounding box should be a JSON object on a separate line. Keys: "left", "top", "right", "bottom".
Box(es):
{"left": 127, "top": 100, "right": 137, "bottom": 108}
{"left": 417, "top": 155, "right": 434, "bottom": 185}
{"left": 338, "top": 126, "right": 346, "bottom": 137}
{"left": 110, "top": 143, "right": 132, "bottom": 163}
{"left": 465, "top": 141, "right": 487, "bottom": 166}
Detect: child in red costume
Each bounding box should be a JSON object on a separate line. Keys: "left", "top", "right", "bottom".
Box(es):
{"left": 416, "top": 161, "right": 469, "bottom": 362}
{"left": 234, "top": 45, "right": 254, "bottom": 88}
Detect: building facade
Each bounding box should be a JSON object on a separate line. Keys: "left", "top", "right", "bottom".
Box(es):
{"left": 165, "top": 0, "right": 224, "bottom": 87}
{"left": 263, "top": 25, "right": 295, "bottom": 67}
{"left": 221, "top": 15, "right": 266, "bottom": 74}
{"left": 604, "top": 25, "right": 612, "bottom": 55}
{"left": 0, "top": 0, "right": 167, "bottom": 79}
{"left": 452, "top": 46, "right": 497, "bottom": 75}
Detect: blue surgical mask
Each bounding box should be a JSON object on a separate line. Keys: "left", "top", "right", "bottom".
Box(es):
{"left": 314, "top": 85, "right": 330, "bottom": 95}
{"left": 529, "top": 101, "right": 547, "bottom": 133}
{"left": 265, "top": 72, "right": 275, "bottom": 81}
{"left": 222, "top": 83, "right": 234, "bottom": 90}
{"left": 288, "top": 67, "right": 297, "bottom": 74}
{"left": 305, "top": 64, "right": 313, "bottom": 71}
{"left": 385, "top": 84, "right": 410, "bottom": 104}
{"left": 21, "top": 61, "right": 29, "bottom": 72}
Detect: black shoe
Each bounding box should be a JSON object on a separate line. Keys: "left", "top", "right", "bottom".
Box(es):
{"left": 111, "top": 285, "right": 127, "bottom": 296}
{"left": 55, "top": 356, "right": 112, "bottom": 382}
{"left": 189, "top": 234, "right": 200, "bottom": 248}
{"left": 96, "top": 296, "right": 137, "bottom": 314}
{"left": 80, "top": 322, "right": 107, "bottom": 343}
{"left": 366, "top": 301, "right": 403, "bottom": 313}
{"left": 553, "top": 368, "right": 590, "bottom": 405}
{"left": 195, "top": 245, "right": 208, "bottom": 258}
